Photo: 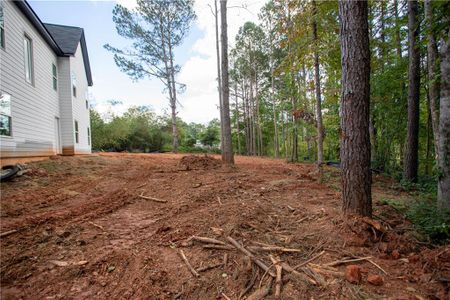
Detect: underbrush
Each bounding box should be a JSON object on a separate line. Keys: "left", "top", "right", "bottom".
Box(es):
{"left": 380, "top": 196, "right": 450, "bottom": 244}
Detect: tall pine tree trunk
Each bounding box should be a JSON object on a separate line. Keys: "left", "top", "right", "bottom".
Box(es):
{"left": 220, "top": 0, "right": 234, "bottom": 164}
{"left": 425, "top": 0, "right": 440, "bottom": 160}
{"left": 339, "top": 0, "right": 372, "bottom": 217}
{"left": 312, "top": 0, "right": 324, "bottom": 165}
{"left": 214, "top": 0, "right": 224, "bottom": 154}
{"left": 404, "top": 0, "right": 420, "bottom": 182}
{"left": 438, "top": 33, "right": 450, "bottom": 207}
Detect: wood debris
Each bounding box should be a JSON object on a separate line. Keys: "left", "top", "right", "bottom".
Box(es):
{"left": 138, "top": 193, "right": 167, "bottom": 203}
{"left": 177, "top": 249, "right": 199, "bottom": 277}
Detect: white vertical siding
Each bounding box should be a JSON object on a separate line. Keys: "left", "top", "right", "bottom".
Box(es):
{"left": 0, "top": 1, "right": 60, "bottom": 157}
{"left": 70, "top": 43, "right": 91, "bottom": 154}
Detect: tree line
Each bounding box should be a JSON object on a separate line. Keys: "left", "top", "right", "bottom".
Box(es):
{"left": 90, "top": 105, "right": 222, "bottom": 153}
{"left": 103, "top": 0, "right": 450, "bottom": 215}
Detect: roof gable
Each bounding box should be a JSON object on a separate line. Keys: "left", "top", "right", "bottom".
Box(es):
{"left": 44, "top": 24, "right": 82, "bottom": 55}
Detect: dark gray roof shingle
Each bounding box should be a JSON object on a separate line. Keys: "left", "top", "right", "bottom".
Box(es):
{"left": 44, "top": 24, "right": 82, "bottom": 55}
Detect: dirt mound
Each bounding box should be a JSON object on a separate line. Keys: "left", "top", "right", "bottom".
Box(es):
{"left": 179, "top": 155, "right": 221, "bottom": 170}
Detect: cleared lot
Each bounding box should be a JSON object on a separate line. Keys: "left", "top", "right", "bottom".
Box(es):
{"left": 0, "top": 153, "right": 448, "bottom": 299}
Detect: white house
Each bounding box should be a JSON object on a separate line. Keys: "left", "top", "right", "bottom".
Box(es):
{"left": 0, "top": 0, "right": 92, "bottom": 161}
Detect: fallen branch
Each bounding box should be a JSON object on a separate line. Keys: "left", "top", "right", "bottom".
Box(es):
{"left": 247, "top": 278, "right": 273, "bottom": 300}
{"left": 138, "top": 194, "right": 167, "bottom": 203}
{"left": 202, "top": 244, "right": 234, "bottom": 250}
{"left": 248, "top": 245, "right": 301, "bottom": 253}
{"left": 221, "top": 293, "right": 231, "bottom": 300}
{"left": 223, "top": 253, "right": 228, "bottom": 268}
{"left": 325, "top": 256, "right": 372, "bottom": 267}
{"left": 0, "top": 229, "right": 18, "bottom": 238}
{"left": 226, "top": 236, "right": 275, "bottom": 277}
{"left": 367, "top": 259, "right": 388, "bottom": 275}
{"left": 178, "top": 249, "right": 199, "bottom": 277}
{"left": 280, "top": 262, "right": 317, "bottom": 285}
{"left": 197, "top": 262, "right": 223, "bottom": 272}
{"left": 239, "top": 266, "right": 258, "bottom": 299}
{"left": 192, "top": 235, "right": 226, "bottom": 245}
{"left": 88, "top": 221, "right": 105, "bottom": 231}
{"left": 294, "top": 251, "right": 326, "bottom": 270}
{"left": 270, "top": 256, "right": 283, "bottom": 299}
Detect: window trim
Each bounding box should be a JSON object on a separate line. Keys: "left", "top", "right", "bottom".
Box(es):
{"left": 0, "top": 5, "right": 5, "bottom": 49}
{"left": 0, "top": 91, "right": 12, "bottom": 137}
{"left": 24, "top": 34, "right": 34, "bottom": 85}
{"left": 74, "top": 120, "right": 79, "bottom": 143}
{"left": 52, "top": 63, "right": 57, "bottom": 91}
{"left": 72, "top": 72, "right": 77, "bottom": 98}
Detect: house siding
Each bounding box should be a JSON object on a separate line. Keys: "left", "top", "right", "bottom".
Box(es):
{"left": 70, "top": 43, "right": 91, "bottom": 154}
{"left": 0, "top": 1, "right": 92, "bottom": 158}
{"left": 0, "top": 0, "right": 60, "bottom": 158}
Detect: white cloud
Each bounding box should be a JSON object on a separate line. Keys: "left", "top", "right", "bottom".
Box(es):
{"left": 115, "top": 0, "right": 137, "bottom": 10}
{"left": 177, "top": 0, "right": 265, "bottom": 124}
{"left": 91, "top": 0, "right": 265, "bottom": 124}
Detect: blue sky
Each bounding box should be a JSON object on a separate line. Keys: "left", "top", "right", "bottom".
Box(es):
{"left": 29, "top": 0, "right": 264, "bottom": 124}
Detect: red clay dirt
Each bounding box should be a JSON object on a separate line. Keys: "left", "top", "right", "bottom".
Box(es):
{"left": 0, "top": 153, "right": 448, "bottom": 299}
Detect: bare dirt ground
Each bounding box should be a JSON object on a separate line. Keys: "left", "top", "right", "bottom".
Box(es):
{"left": 0, "top": 153, "right": 448, "bottom": 299}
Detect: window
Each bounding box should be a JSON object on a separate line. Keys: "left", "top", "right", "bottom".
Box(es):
{"left": 86, "top": 100, "right": 89, "bottom": 109}
{"left": 24, "top": 35, "right": 33, "bottom": 84}
{"left": 74, "top": 120, "right": 79, "bottom": 143}
{"left": 0, "top": 92, "right": 11, "bottom": 136}
{"left": 87, "top": 127, "right": 90, "bottom": 145}
{"left": 0, "top": 5, "right": 5, "bottom": 49}
{"left": 71, "top": 72, "right": 77, "bottom": 97}
{"left": 52, "top": 64, "right": 57, "bottom": 91}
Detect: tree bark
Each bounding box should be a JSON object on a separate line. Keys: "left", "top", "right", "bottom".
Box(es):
{"left": 312, "top": 0, "right": 324, "bottom": 165}
{"left": 220, "top": 0, "right": 234, "bottom": 164}
{"left": 214, "top": 0, "right": 225, "bottom": 154}
{"left": 425, "top": 0, "right": 440, "bottom": 160}
{"left": 235, "top": 82, "right": 241, "bottom": 155}
{"left": 338, "top": 0, "right": 372, "bottom": 217}
{"left": 438, "top": 32, "right": 450, "bottom": 207}
{"left": 403, "top": 0, "right": 420, "bottom": 182}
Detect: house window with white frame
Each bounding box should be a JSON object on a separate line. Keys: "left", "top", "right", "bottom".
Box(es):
{"left": 52, "top": 63, "right": 57, "bottom": 90}
{"left": 0, "top": 92, "right": 12, "bottom": 136}
{"left": 87, "top": 127, "right": 90, "bottom": 145}
{"left": 74, "top": 120, "right": 79, "bottom": 143}
{"left": 72, "top": 72, "right": 77, "bottom": 97}
{"left": 24, "top": 35, "right": 33, "bottom": 84}
{"left": 0, "top": 5, "right": 5, "bottom": 49}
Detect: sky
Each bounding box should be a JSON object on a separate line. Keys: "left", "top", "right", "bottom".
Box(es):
{"left": 29, "top": 0, "right": 266, "bottom": 124}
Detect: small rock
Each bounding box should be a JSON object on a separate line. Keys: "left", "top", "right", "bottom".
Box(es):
{"left": 107, "top": 266, "right": 115, "bottom": 273}
{"left": 345, "top": 265, "right": 361, "bottom": 284}
{"left": 76, "top": 260, "right": 88, "bottom": 266}
{"left": 406, "top": 287, "right": 416, "bottom": 292}
{"left": 100, "top": 281, "right": 107, "bottom": 287}
{"left": 392, "top": 250, "right": 401, "bottom": 259}
{"left": 367, "top": 274, "right": 384, "bottom": 286}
